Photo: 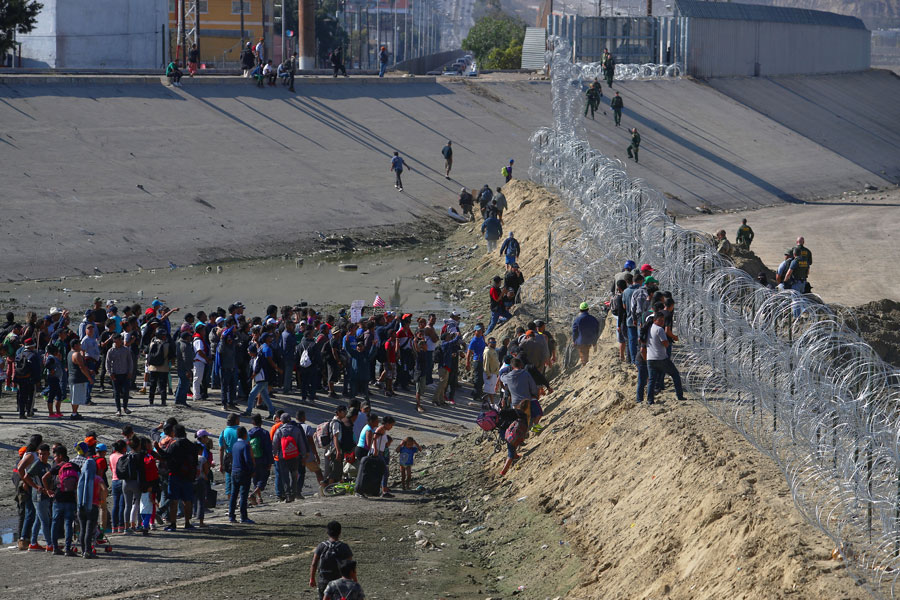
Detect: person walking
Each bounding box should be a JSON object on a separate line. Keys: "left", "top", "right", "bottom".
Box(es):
{"left": 627, "top": 128, "right": 641, "bottom": 163}
{"left": 272, "top": 414, "right": 306, "bottom": 502}
{"left": 603, "top": 51, "right": 615, "bottom": 87}
{"left": 330, "top": 47, "right": 348, "bottom": 77}
{"left": 441, "top": 140, "right": 453, "bottom": 179}
{"left": 310, "top": 520, "right": 354, "bottom": 600}
{"left": 390, "top": 151, "right": 408, "bottom": 191}
{"left": 736, "top": 218, "right": 754, "bottom": 250}
{"left": 13, "top": 337, "right": 40, "bottom": 418}
{"left": 571, "top": 302, "right": 601, "bottom": 365}
{"left": 499, "top": 232, "right": 520, "bottom": 266}
{"left": 481, "top": 213, "right": 503, "bottom": 253}
{"left": 501, "top": 159, "right": 514, "bottom": 183}
{"left": 584, "top": 80, "right": 601, "bottom": 119}
{"left": 610, "top": 91, "right": 623, "bottom": 127}
{"left": 146, "top": 329, "right": 170, "bottom": 406}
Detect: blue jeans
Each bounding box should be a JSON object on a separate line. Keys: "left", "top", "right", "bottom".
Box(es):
{"left": 221, "top": 367, "right": 236, "bottom": 408}
{"left": 486, "top": 308, "right": 512, "bottom": 334}
{"left": 274, "top": 459, "right": 283, "bottom": 498}
{"left": 52, "top": 501, "right": 76, "bottom": 550}
{"left": 379, "top": 62, "right": 387, "bottom": 77}
{"left": 626, "top": 326, "right": 638, "bottom": 363}
{"left": 248, "top": 380, "right": 273, "bottom": 414}
{"left": 20, "top": 493, "right": 36, "bottom": 542}
{"left": 229, "top": 472, "right": 251, "bottom": 521}
{"left": 635, "top": 360, "right": 648, "bottom": 403}
{"left": 175, "top": 367, "right": 191, "bottom": 405}
{"left": 647, "top": 358, "right": 684, "bottom": 404}
{"left": 111, "top": 479, "right": 124, "bottom": 529}
{"left": 34, "top": 496, "right": 52, "bottom": 544}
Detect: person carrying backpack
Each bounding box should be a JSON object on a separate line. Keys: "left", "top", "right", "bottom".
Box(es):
{"left": 14, "top": 337, "right": 41, "bottom": 418}
{"left": 501, "top": 159, "right": 514, "bottom": 183}
{"left": 611, "top": 278, "right": 629, "bottom": 362}
{"left": 154, "top": 424, "right": 197, "bottom": 531}
{"left": 44, "top": 445, "right": 80, "bottom": 556}
{"left": 310, "top": 520, "right": 354, "bottom": 600}
{"left": 248, "top": 413, "right": 273, "bottom": 505}
{"left": 272, "top": 414, "right": 308, "bottom": 502}
{"left": 146, "top": 329, "right": 170, "bottom": 406}
{"left": 323, "top": 560, "right": 365, "bottom": 600}
{"left": 229, "top": 426, "right": 255, "bottom": 523}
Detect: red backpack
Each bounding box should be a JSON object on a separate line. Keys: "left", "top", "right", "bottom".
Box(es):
{"left": 58, "top": 462, "right": 79, "bottom": 493}
{"left": 281, "top": 434, "right": 300, "bottom": 460}
{"left": 504, "top": 420, "right": 526, "bottom": 445}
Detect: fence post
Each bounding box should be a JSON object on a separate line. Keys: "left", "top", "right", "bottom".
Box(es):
{"left": 545, "top": 229, "right": 552, "bottom": 323}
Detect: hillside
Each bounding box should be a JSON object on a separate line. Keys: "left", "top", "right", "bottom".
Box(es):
{"left": 416, "top": 179, "right": 869, "bottom": 599}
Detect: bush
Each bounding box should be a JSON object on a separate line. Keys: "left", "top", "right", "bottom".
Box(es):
{"left": 462, "top": 14, "right": 525, "bottom": 67}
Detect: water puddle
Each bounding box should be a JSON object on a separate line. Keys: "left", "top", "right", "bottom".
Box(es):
{"left": 0, "top": 246, "right": 463, "bottom": 317}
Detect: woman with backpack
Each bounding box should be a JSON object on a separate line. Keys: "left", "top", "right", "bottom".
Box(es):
{"left": 119, "top": 436, "right": 145, "bottom": 534}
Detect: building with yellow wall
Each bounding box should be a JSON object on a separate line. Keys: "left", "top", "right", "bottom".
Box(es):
{"left": 168, "top": 0, "right": 275, "bottom": 67}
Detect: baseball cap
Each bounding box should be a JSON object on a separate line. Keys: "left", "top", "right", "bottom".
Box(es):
{"left": 234, "top": 301, "right": 245, "bottom": 308}
{"left": 195, "top": 429, "right": 210, "bottom": 439}
{"left": 579, "top": 301, "right": 589, "bottom": 310}
{"left": 450, "top": 310, "right": 460, "bottom": 318}
{"left": 194, "top": 322, "right": 206, "bottom": 330}
{"left": 93, "top": 297, "right": 102, "bottom": 303}
{"left": 784, "top": 248, "right": 794, "bottom": 256}
{"left": 525, "top": 329, "right": 535, "bottom": 336}
{"left": 402, "top": 313, "right": 412, "bottom": 320}
{"left": 511, "top": 263, "right": 519, "bottom": 268}
{"left": 280, "top": 413, "right": 292, "bottom": 423}
{"left": 474, "top": 324, "right": 483, "bottom": 331}
{"left": 84, "top": 436, "right": 98, "bottom": 447}
{"left": 106, "top": 299, "right": 116, "bottom": 307}
{"left": 644, "top": 276, "right": 659, "bottom": 285}
{"left": 23, "top": 337, "right": 35, "bottom": 346}
{"left": 50, "top": 307, "right": 61, "bottom": 316}
{"left": 640, "top": 264, "right": 654, "bottom": 272}
{"left": 624, "top": 260, "right": 636, "bottom": 270}
{"left": 493, "top": 275, "right": 502, "bottom": 282}
{"left": 215, "top": 316, "right": 225, "bottom": 324}
{"left": 151, "top": 299, "right": 164, "bottom": 308}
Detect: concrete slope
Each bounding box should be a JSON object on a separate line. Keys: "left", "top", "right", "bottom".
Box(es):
{"left": 581, "top": 76, "right": 894, "bottom": 213}
{"left": 1, "top": 73, "right": 897, "bottom": 280}
{"left": 0, "top": 77, "right": 550, "bottom": 280}
{"left": 708, "top": 69, "right": 900, "bottom": 185}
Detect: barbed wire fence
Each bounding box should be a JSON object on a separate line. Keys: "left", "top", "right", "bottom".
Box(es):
{"left": 525, "top": 37, "right": 900, "bottom": 599}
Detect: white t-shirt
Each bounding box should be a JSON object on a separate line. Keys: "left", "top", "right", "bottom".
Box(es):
{"left": 647, "top": 324, "right": 668, "bottom": 361}
{"left": 193, "top": 338, "right": 207, "bottom": 364}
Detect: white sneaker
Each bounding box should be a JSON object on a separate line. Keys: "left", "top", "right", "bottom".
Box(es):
{"left": 116, "top": 410, "right": 122, "bottom": 417}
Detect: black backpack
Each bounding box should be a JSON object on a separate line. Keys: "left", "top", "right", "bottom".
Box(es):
{"left": 14, "top": 350, "right": 32, "bottom": 379}
{"left": 116, "top": 452, "right": 143, "bottom": 482}
{"left": 147, "top": 339, "right": 166, "bottom": 366}
{"left": 318, "top": 540, "right": 344, "bottom": 580}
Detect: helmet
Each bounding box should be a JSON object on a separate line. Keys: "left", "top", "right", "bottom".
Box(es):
{"left": 624, "top": 260, "right": 636, "bottom": 270}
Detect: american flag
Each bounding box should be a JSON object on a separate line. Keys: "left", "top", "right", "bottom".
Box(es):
{"left": 373, "top": 294, "right": 385, "bottom": 308}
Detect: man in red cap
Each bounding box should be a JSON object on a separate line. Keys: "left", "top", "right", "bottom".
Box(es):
{"left": 638, "top": 263, "right": 654, "bottom": 279}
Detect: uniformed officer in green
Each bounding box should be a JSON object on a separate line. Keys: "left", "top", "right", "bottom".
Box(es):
{"left": 784, "top": 247, "right": 810, "bottom": 294}
{"left": 627, "top": 128, "right": 641, "bottom": 163}
{"left": 610, "top": 91, "right": 623, "bottom": 127}
{"left": 584, "top": 79, "right": 602, "bottom": 119}
{"left": 793, "top": 236, "right": 812, "bottom": 267}
{"left": 603, "top": 52, "right": 615, "bottom": 88}
{"left": 736, "top": 218, "right": 754, "bottom": 249}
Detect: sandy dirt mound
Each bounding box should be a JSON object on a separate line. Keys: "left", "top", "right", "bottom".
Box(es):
{"left": 843, "top": 299, "right": 900, "bottom": 368}
{"left": 424, "top": 341, "right": 868, "bottom": 599}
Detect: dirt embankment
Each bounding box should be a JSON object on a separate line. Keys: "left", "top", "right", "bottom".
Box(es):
{"left": 418, "top": 180, "right": 868, "bottom": 599}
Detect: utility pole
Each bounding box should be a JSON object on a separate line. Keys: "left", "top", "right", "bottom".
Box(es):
{"left": 240, "top": 0, "right": 245, "bottom": 49}
{"left": 280, "top": 1, "right": 285, "bottom": 63}
{"left": 392, "top": 0, "right": 397, "bottom": 65}
{"left": 180, "top": 0, "right": 187, "bottom": 66}
{"left": 299, "top": 0, "right": 317, "bottom": 69}
{"left": 195, "top": 0, "right": 201, "bottom": 61}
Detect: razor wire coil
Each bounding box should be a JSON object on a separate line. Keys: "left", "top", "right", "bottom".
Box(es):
{"left": 529, "top": 37, "right": 900, "bottom": 598}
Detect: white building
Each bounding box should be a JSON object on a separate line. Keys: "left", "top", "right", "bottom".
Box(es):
{"left": 17, "top": 0, "right": 168, "bottom": 69}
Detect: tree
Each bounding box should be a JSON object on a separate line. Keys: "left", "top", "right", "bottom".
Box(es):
{"left": 314, "top": 0, "right": 347, "bottom": 66}
{"left": 0, "top": 0, "right": 43, "bottom": 57}
{"left": 462, "top": 13, "right": 525, "bottom": 66}
{"left": 484, "top": 42, "right": 522, "bottom": 69}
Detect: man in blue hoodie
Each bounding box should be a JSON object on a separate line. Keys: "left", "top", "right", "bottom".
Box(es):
{"left": 481, "top": 213, "right": 503, "bottom": 253}
{"left": 571, "top": 302, "right": 600, "bottom": 366}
